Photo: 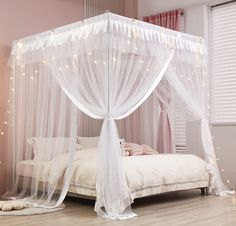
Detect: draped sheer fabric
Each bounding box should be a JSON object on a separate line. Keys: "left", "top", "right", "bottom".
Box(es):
{"left": 6, "top": 12, "right": 233, "bottom": 220}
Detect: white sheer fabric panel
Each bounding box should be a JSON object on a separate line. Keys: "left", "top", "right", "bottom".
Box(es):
{"left": 76, "top": 94, "right": 161, "bottom": 151}
{"left": 6, "top": 63, "right": 78, "bottom": 207}
{"left": 162, "top": 48, "right": 234, "bottom": 196}
{"left": 117, "top": 94, "right": 161, "bottom": 150}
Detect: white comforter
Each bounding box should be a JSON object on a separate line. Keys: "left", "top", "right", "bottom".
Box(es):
{"left": 17, "top": 148, "right": 209, "bottom": 195}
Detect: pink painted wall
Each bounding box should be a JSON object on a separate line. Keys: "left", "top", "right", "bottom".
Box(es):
{"left": 124, "top": 0, "right": 137, "bottom": 18}
{"left": 0, "top": 0, "right": 84, "bottom": 195}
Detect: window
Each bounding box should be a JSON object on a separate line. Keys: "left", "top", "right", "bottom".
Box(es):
{"left": 210, "top": 1, "right": 236, "bottom": 124}
{"left": 175, "top": 14, "right": 186, "bottom": 152}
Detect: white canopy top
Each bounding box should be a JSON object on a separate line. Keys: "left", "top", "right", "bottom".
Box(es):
{"left": 10, "top": 12, "right": 206, "bottom": 65}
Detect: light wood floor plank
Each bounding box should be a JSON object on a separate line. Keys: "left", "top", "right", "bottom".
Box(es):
{"left": 1, "top": 190, "right": 236, "bottom": 226}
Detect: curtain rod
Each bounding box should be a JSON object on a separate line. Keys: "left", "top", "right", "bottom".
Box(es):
{"left": 210, "top": 0, "right": 236, "bottom": 8}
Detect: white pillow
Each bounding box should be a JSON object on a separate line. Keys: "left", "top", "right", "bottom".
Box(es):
{"left": 77, "top": 136, "right": 125, "bottom": 149}
{"left": 27, "top": 137, "right": 71, "bottom": 161}
{"left": 76, "top": 136, "right": 100, "bottom": 148}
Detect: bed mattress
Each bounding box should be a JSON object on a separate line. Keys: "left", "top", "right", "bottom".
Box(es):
{"left": 17, "top": 149, "right": 209, "bottom": 199}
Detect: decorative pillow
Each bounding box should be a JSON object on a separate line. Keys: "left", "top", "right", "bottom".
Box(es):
{"left": 123, "top": 142, "right": 158, "bottom": 156}
{"left": 27, "top": 137, "right": 72, "bottom": 161}
{"left": 76, "top": 136, "right": 100, "bottom": 148}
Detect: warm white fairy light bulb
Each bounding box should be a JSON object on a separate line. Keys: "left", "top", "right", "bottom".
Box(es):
{"left": 65, "top": 64, "right": 69, "bottom": 69}
{"left": 43, "top": 59, "right": 47, "bottom": 64}
{"left": 7, "top": 100, "right": 10, "bottom": 103}
{"left": 10, "top": 77, "right": 13, "bottom": 80}
{"left": 113, "top": 57, "right": 116, "bottom": 62}
{"left": 22, "top": 72, "right": 25, "bottom": 76}
{"left": 88, "top": 52, "right": 92, "bottom": 56}
{"left": 17, "top": 42, "right": 22, "bottom": 48}
{"left": 4, "top": 122, "right": 7, "bottom": 125}
{"left": 140, "top": 60, "right": 143, "bottom": 64}
{"left": 0, "top": 132, "right": 4, "bottom": 136}
{"left": 227, "top": 179, "right": 230, "bottom": 184}
{"left": 94, "top": 60, "right": 97, "bottom": 64}
{"left": 58, "top": 67, "right": 62, "bottom": 71}
{"left": 30, "top": 76, "right": 34, "bottom": 80}
{"left": 103, "top": 61, "right": 106, "bottom": 65}
{"left": 52, "top": 57, "right": 56, "bottom": 61}
{"left": 11, "top": 88, "right": 15, "bottom": 92}
{"left": 35, "top": 70, "right": 38, "bottom": 74}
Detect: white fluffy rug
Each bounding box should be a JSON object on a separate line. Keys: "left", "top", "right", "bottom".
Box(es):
{"left": 0, "top": 204, "right": 65, "bottom": 216}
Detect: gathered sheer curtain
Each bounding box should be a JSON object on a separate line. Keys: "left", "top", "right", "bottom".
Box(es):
{"left": 7, "top": 12, "right": 233, "bottom": 220}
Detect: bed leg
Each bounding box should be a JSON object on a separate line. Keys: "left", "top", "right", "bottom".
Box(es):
{"left": 200, "top": 187, "right": 208, "bottom": 196}
{"left": 206, "top": 187, "right": 209, "bottom": 195}
{"left": 200, "top": 188, "right": 206, "bottom": 195}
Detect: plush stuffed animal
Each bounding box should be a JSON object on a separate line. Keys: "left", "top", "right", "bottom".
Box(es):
{"left": 2, "top": 202, "right": 13, "bottom": 211}
{"left": 0, "top": 200, "right": 25, "bottom": 211}
{"left": 0, "top": 201, "right": 4, "bottom": 209}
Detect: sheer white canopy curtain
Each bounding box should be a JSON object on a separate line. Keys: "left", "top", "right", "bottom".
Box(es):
{"left": 7, "top": 12, "right": 233, "bottom": 220}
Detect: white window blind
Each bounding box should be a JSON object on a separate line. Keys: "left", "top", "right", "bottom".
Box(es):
{"left": 168, "top": 14, "right": 186, "bottom": 152}
{"left": 175, "top": 107, "right": 186, "bottom": 151}
{"left": 210, "top": 1, "right": 236, "bottom": 124}
{"left": 175, "top": 14, "right": 186, "bottom": 152}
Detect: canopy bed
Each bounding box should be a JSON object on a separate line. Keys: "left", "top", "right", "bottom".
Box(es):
{"left": 6, "top": 12, "right": 233, "bottom": 220}
{"left": 16, "top": 145, "right": 209, "bottom": 200}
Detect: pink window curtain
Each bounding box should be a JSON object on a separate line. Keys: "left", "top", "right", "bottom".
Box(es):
{"left": 144, "top": 9, "right": 183, "bottom": 153}
{"left": 143, "top": 9, "right": 183, "bottom": 31}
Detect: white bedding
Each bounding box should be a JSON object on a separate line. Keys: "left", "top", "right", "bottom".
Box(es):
{"left": 17, "top": 149, "right": 209, "bottom": 199}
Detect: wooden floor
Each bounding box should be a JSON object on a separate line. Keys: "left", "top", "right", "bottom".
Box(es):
{"left": 1, "top": 190, "right": 236, "bottom": 226}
